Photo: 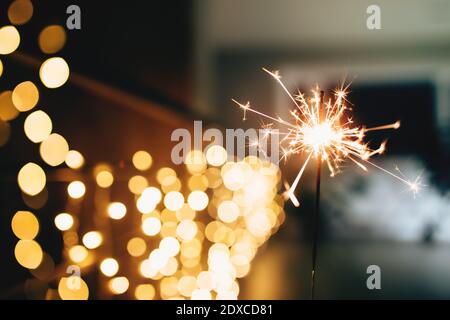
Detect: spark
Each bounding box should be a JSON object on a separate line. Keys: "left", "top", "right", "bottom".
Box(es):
{"left": 233, "top": 68, "right": 421, "bottom": 204}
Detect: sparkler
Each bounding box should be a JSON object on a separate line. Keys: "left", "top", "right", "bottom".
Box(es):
{"left": 233, "top": 68, "right": 423, "bottom": 299}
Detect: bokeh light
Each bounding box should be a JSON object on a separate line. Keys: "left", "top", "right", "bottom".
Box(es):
{"left": 24, "top": 110, "right": 52, "bottom": 143}
{"left": 68, "top": 245, "right": 88, "bottom": 263}
{"left": 100, "top": 258, "right": 119, "bottom": 277}
{"left": 135, "top": 284, "right": 155, "bottom": 300}
{"left": 127, "top": 237, "right": 147, "bottom": 257}
{"left": 164, "top": 191, "right": 184, "bottom": 211}
{"left": 82, "top": 231, "right": 103, "bottom": 249}
{"left": 39, "top": 57, "right": 70, "bottom": 88}
{"left": 0, "top": 25, "right": 20, "bottom": 54}
{"left": 38, "top": 25, "right": 66, "bottom": 54}
{"left": 108, "top": 202, "right": 127, "bottom": 220}
{"left": 96, "top": 170, "right": 114, "bottom": 188}
{"left": 206, "top": 145, "right": 228, "bottom": 167}
{"left": 128, "top": 175, "right": 148, "bottom": 194}
{"left": 187, "top": 190, "right": 209, "bottom": 211}
{"left": 58, "top": 277, "right": 89, "bottom": 300}
{"left": 39, "top": 133, "right": 69, "bottom": 166}
{"left": 8, "top": 0, "right": 33, "bottom": 25}
{"left": 12, "top": 81, "right": 39, "bottom": 112}
{"left": 54, "top": 213, "right": 73, "bottom": 231}
{"left": 65, "top": 150, "right": 84, "bottom": 169}
{"left": 0, "top": 90, "right": 19, "bottom": 121}
{"left": 17, "top": 162, "right": 46, "bottom": 196}
{"left": 14, "top": 239, "right": 43, "bottom": 269}
{"left": 109, "top": 277, "right": 129, "bottom": 295}
{"left": 132, "top": 150, "right": 153, "bottom": 171}
{"left": 11, "top": 211, "right": 39, "bottom": 240}
{"left": 67, "top": 181, "right": 86, "bottom": 199}
{"left": 142, "top": 217, "right": 161, "bottom": 236}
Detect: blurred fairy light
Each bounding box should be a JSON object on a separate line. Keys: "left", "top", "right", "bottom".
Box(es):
{"left": 12, "top": 80, "right": 39, "bottom": 112}
{"left": 39, "top": 133, "right": 69, "bottom": 166}
{"left": 67, "top": 181, "right": 86, "bottom": 199}
{"left": 233, "top": 69, "right": 424, "bottom": 204}
{"left": 18, "top": 162, "right": 46, "bottom": 196}
{"left": 65, "top": 150, "right": 84, "bottom": 169}
{"left": 24, "top": 110, "right": 53, "bottom": 143}
{"left": 54, "top": 213, "right": 74, "bottom": 231}
{"left": 0, "top": 25, "right": 20, "bottom": 55}
{"left": 38, "top": 25, "right": 66, "bottom": 54}
{"left": 39, "top": 57, "right": 70, "bottom": 89}
{"left": 3, "top": 8, "right": 285, "bottom": 300}
{"left": 7, "top": 0, "right": 33, "bottom": 26}
{"left": 41, "top": 146, "right": 285, "bottom": 300}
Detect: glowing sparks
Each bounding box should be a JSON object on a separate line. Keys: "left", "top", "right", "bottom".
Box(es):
{"left": 233, "top": 68, "right": 421, "bottom": 204}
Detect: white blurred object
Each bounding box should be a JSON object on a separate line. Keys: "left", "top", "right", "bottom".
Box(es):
{"left": 323, "top": 157, "right": 450, "bottom": 242}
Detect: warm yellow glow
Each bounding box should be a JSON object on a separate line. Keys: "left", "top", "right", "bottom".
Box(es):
{"left": 159, "top": 236, "right": 180, "bottom": 257}
{"left": 160, "top": 257, "right": 178, "bottom": 276}
{"left": 11, "top": 211, "right": 39, "bottom": 240}
{"left": 132, "top": 150, "right": 153, "bottom": 171}
{"left": 100, "top": 258, "right": 119, "bottom": 277}
{"left": 128, "top": 175, "right": 148, "bottom": 194}
{"left": 139, "top": 259, "right": 158, "bottom": 278}
{"left": 197, "top": 271, "right": 215, "bottom": 290}
{"left": 206, "top": 145, "right": 228, "bottom": 167}
{"left": 156, "top": 167, "right": 176, "bottom": 185}
{"left": 142, "top": 187, "right": 162, "bottom": 204}
{"left": 96, "top": 170, "right": 114, "bottom": 188}
{"left": 142, "top": 217, "right": 161, "bottom": 236}
{"left": 109, "top": 277, "right": 129, "bottom": 294}
{"left": 188, "top": 175, "right": 209, "bottom": 191}
{"left": 108, "top": 202, "right": 127, "bottom": 220}
{"left": 24, "top": 110, "right": 52, "bottom": 143}
{"left": 0, "top": 26, "right": 20, "bottom": 55}
{"left": 136, "top": 196, "right": 157, "bottom": 214}
{"left": 176, "top": 220, "right": 197, "bottom": 241}
{"left": 160, "top": 277, "right": 179, "bottom": 298}
{"left": 148, "top": 248, "right": 169, "bottom": 270}
{"left": 187, "top": 190, "right": 209, "bottom": 211}
{"left": 18, "top": 162, "right": 46, "bottom": 196}
{"left": 12, "top": 81, "right": 39, "bottom": 111}
{"left": 218, "top": 200, "right": 240, "bottom": 223}
{"left": 40, "top": 133, "right": 69, "bottom": 166}
{"left": 65, "top": 150, "right": 84, "bottom": 169}
{"left": 161, "top": 176, "right": 182, "bottom": 193}
{"left": 58, "top": 277, "right": 89, "bottom": 300}
{"left": 8, "top": 0, "right": 33, "bottom": 25}
{"left": 0, "top": 59, "right": 3, "bottom": 78}
{"left": 39, "top": 57, "right": 70, "bottom": 88}
{"left": 14, "top": 240, "right": 43, "bottom": 269}
{"left": 191, "top": 289, "right": 212, "bottom": 300}
{"left": 0, "top": 90, "right": 19, "bottom": 121}
{"left": 177, "top": 276, "right": 197, "bottom": 297}
{"left": 68, "top": 245, "right": 88, "bottom": 263}
{"left": 67, "top": 181, "right": 86, "bottom": 199}
{"left": 82, "top": 231, "right": 102, "bottom": 249}
{"left": 176, "top": 204, "right": 195, "bottom": 221}
{"left": 127, "top": 237, "right": 147, "bottom": 257}
{"left": 54, "top": 213, "right": 73, "bottom": 231}
{"left": 164, "top": 191, "right": 184, "bottom": 211}
{"left": 38, "top": 25, "right": 66, "bottom": 54}
{"left": 185, "top": 150, "right": 207, "bottom": 174}
{"left": 135, "top": 284, "right": 155, "bottom": 300}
